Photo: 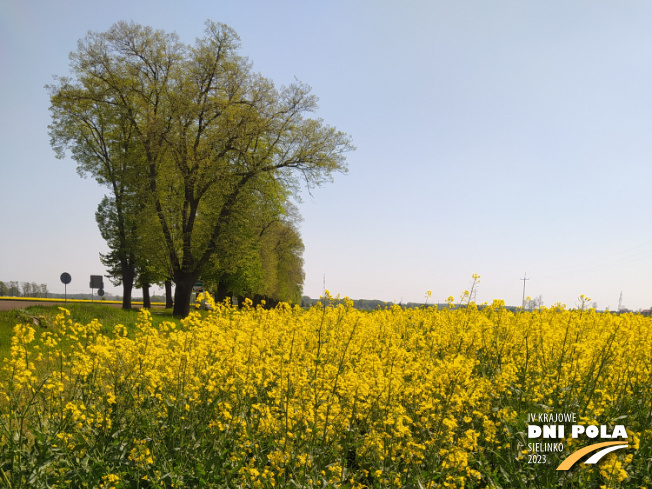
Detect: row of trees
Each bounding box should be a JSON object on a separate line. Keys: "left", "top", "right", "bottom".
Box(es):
{"left": 0, "top": 282, "right": 49, "bottom": 298}
{"left": 48, "top": 21, "right": 352, "bottom": 316}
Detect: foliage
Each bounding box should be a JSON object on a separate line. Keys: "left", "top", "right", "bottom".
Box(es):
{"left": 95, "top": 196, "right": 136, "bottom": 288}
{"left": 204, "top": 199, "right": 305, "bottom": 305}
{"left": 48, "top": 20, "right": 353, "bottom": 317}
{"left": 48, "top": 61, "right": 148, "bottom": 310}
{"left": 1, "top": 294, "right": 650, "bottom": 488}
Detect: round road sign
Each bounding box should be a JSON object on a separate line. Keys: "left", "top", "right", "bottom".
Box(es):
{"left": 60, "top": 272, "right": 72, "bottom": 285}
{"left": 97, "top": 289, "right": 105, "bottom": 297}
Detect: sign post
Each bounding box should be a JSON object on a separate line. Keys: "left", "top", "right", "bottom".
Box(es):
{"left": 90, "top": 275, "right": 104, "bottom": 303}
{"left": 60, "top": 272, "right": 71, "bottom": 305}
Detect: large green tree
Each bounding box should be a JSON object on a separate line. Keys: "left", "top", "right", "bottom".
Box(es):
{"left": 260, "top": 216, "right": 305, "bottom": 305}
{"left": 95, "top": 193, "right": 165, "bottom": 309}
{"left": 49, "top": 20, "right": 352, "bottom": 317}
{"left": 95, "top": 195, "right": 138, "bottom": 308}
{"left": 49, "top": 76, "right": 145, "bottom": 309}
{"left": 204, "top": 194, "right": 305, "bottom": 306}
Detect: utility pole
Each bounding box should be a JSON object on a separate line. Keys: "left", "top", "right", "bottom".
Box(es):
{"left": 521, "top": 273, "right": 529, "bottom": 309}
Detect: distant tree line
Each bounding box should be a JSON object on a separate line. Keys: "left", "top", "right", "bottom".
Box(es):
{"left": 0, "top": 282, "right": 49, "bottom": 298}
{"left": 300, "top": 296, "right": 528, "bottom": 312}
{"left": 48, "top": 21, "right": 352, "bottom": 317}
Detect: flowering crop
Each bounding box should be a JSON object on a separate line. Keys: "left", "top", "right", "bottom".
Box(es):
{"left": 0, "top": 294, "right": 650, "bottom": 488}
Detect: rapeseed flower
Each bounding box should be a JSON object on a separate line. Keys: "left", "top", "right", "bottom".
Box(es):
{"left": 0, "top": 298, "right": 650, "bottom": 487}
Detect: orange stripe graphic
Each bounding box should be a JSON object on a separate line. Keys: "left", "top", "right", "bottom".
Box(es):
{"left": 556, "top": 441, "right": 628, "bottom": 470}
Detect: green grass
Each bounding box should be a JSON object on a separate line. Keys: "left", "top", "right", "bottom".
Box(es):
{"left": 0, "top": 304, "right": 180, "bottom": 361}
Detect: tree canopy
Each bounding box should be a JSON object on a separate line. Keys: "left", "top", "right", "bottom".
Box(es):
{"left": 49, "top": 20, "right": 353, "bottom": 316}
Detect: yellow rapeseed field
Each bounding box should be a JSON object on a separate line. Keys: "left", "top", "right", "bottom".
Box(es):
{"left": 1, "top": 291, "right": 650, "bottom": 488}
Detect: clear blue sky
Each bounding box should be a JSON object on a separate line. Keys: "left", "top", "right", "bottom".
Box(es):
{"left": 2, "top": 0, "right": 652, "bottom": 310}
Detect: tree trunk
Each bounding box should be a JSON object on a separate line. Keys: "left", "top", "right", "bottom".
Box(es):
{"left": 172, "top": 271, "right": 199, "bottom": 318}
{"left": 142, "top": 283, "right": 151, "bottom": 309}
{"left": 122, "top": 267, "right": 135, "bottom": 310}
{"left": 216, "top": 282, "right": 229, "bottom": 303}
{"left": 165, "top": 279, "right": 174, "bottom": 308}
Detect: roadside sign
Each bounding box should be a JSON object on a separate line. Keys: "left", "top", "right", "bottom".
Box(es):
{"left": 90, "top": 275, "right": 104, "bottom": 289}
{"left": 90, "top": 275, "right": 104, "bottom": 303}
{"left": 60, "top": 272, "right": 71, "bottom": 305}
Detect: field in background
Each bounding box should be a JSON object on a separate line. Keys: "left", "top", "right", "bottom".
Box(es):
{"left": 1, "top": 296, "right": 650, "bottom": 488}
{"left": 0, "top": 297, "right": 165, "bottom": 310}
{"left": 0, "top": 303, "right": 174, "bottom": 361}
